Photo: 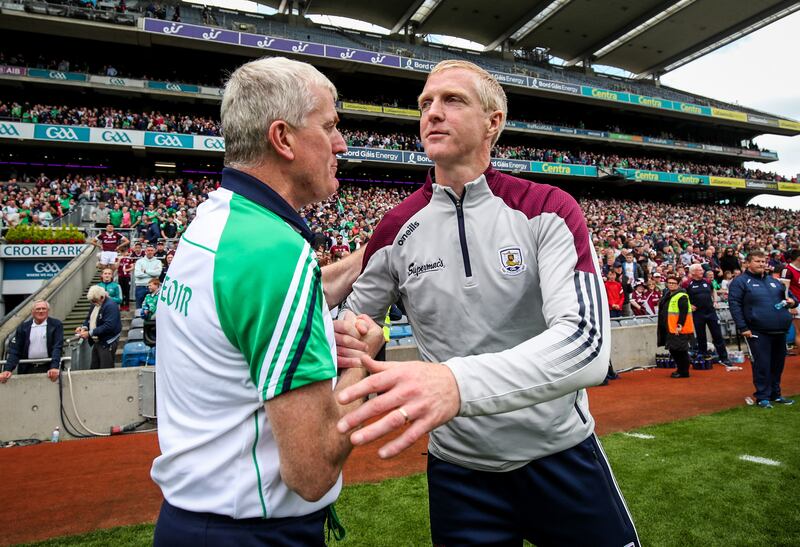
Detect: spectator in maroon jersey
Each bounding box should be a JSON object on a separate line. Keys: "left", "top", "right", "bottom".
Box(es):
{"left": 116, "top": 247, "right": 135, "bottom": 311}
{"left": 92, "top": 224, "right": 129, "bottom": 270}
{"left": 330, "top": 235, "right": 350, "bottom": 261}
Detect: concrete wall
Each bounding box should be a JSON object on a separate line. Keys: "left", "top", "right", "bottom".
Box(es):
{"left": 609, "top": 324, "right": 658, "bottom": 370}
{"left": 0, "top": 367, "right": 149, "bottom": 442}
{"left": 0, "top": 324, "right": 660, "bottom": 442}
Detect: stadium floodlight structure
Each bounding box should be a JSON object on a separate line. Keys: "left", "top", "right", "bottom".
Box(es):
{"left": 655, "top": 2, "right": 800, "bottom": 76}
{"left": 485, "top": 0, "right": 572, "bottom": 52}
{"left": 587, "top": 0, "right": 697, "bottom": 62}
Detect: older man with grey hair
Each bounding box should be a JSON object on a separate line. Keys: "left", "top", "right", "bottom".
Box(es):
{"left": 685, "top": 262, "right": 731, "bottom": 366}
{"left": 76, "top": 285, "right": 122, "bottom": 370}
{"left": 151, "top": 57, "right": 382, "bottom": 546}
{"left": 0, "top": 300, "right": 64, "bottom": 383}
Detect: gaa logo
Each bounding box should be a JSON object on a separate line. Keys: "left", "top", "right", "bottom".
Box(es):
{"left": 165, "top": 83, "right": 183, "bottom": 92}
{"left": 0, "top": 124, "right": 20, "bottom": 137}
{"left": 34, "top": 262, "right": 62, "bottom": 274}
{"left": 102, "top": 131, "right": 132, "bottom": 144}
{"left": 48, "top": 71, "right": 67, "bottom": 80}
{"left": 45, "top": 127, "right": 80, "bottom": 140}
{"left": 154, "top": 134, "right": 184, "bottom": 147}
{"left": 203, "top": 138, "right": 225, "bottom": 150}
{"left": 109, "top": 78, "right": 126, "bottom": 86}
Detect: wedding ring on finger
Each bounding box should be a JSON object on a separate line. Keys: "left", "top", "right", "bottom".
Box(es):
{"left": 397, "top": 407, "right": 410, "bottom": 425}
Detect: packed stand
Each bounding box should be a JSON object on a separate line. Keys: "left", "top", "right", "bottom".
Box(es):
{"left": 0, "top": 101, "right": 221, "bottom": 136}
{"left": 1, "top": 51, "right": 774, "bottom": 152}
{"left": 584, "top": 198, "right": 800, "bottom": 319}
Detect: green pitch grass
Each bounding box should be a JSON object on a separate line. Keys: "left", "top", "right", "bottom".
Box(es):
{"left": 22, "top": 398, "right": 799, "bottom": 546}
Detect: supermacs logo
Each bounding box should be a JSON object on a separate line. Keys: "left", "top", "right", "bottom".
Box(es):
{"left": 397, "top": 221, "right": 420, "bottom": 246}
{"left": 408, "top": 258, "right": 444, "bottom": 277}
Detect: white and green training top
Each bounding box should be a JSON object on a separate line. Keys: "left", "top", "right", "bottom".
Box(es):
{"left": 150, "top": 168, "right": 339, "bottom": 519}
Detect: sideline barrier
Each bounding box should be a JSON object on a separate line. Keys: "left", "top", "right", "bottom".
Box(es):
{"left": 0, "top": 367, "right": 149, "bottom": 441}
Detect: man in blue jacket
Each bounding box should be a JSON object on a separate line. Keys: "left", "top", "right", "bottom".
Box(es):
{"left": 728, "top": 250, "right": 796, "bottom": 408}
{"left": 76, "top": 285, "right": 122, "bottom": 369}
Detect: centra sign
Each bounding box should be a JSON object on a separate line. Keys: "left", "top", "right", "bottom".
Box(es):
{"left": 0, "top": 244, "right": 87, "bottom": 258}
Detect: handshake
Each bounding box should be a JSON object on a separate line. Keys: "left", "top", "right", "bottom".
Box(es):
{"left": 332, "top": 310, "right": 385, "bottom": 369}
{"left": 330, "top": 310, "right": 461, "bottom": 460}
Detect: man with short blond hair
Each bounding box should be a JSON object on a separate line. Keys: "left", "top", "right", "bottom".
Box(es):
{"left": 337, "top": 60, "right": 639, "bottom": 545}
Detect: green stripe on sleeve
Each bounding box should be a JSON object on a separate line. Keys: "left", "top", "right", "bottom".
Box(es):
{"left": 213, "top": 194, "right": 335, "bottom": 401}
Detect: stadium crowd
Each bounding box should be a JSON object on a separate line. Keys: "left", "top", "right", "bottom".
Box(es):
{"left": 4, "top": 98, "right": 786, "bottom": 181}
{"left": 4, "top": 173, "right": 799, "bottom": 273}
{"left": 339, "top": 129, "right": 791, "bottom": 182}
{"left": 0, "top": 101, "right": 220, "bottom": 136}
{"left": 0, "top": 50, "right": 774, "bottom": 150}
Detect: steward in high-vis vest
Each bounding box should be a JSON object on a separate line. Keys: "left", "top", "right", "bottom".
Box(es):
{"left": 657, "top": 278, "right": 695, "bottom": 378}
{"left": 667, "top": 291, "right": 694, "bottom": 336}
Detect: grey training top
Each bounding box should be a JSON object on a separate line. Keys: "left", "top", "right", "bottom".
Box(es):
{"left": 345, "top": 167, "right": 610, "bottom": 471}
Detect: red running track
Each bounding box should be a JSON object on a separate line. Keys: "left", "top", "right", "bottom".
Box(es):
{"left": 2, "top": 358, "right": 798, "bottom": 545}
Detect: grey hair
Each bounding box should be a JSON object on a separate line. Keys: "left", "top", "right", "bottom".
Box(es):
{"left": 689, "top": 264, "right": 704, "bottom": 274}
{"left": 87, "top": 286, "right": 108, "bottom": 303}
{"left": 32, "top": 299, "right": 50, "bottom": 310}
{"left": 221, "top": 56, "right": 337, "bottom": 168}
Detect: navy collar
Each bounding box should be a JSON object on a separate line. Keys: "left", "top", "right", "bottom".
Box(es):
{"left": 221, "top": 167, "right": 313, "bottom": 243}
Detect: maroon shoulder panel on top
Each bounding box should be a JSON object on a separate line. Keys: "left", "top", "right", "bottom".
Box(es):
{"left": 361, "top": 179, "right": 433, "bottom": 271}
{"left": 484, "top": 167, "right": 595, "bottom": 273}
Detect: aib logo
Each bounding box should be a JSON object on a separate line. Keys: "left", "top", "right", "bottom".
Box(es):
{"left": 202, "top": 29, "right": 222, "bottom": 40}
{"left": 257, "top": 37, "right": 275, "bottom": 48}
{"left": 34, "top": 262, "right": 62, "bottom": 274}
{"left": 154, "top": 134, "right": 184, "bottom": 147}
{"left": 163, "top": 23, "right": 183, "bottom": 34}
{"left": 48, "top": 71, "right": 67, "bottom": 80}
{"left": 203, "top": 138, "right": 225, "bottom": 150}
{"left": 292, "top": 42, "right": 309, "bottom": 53}
{"left": 45, "top": 127, "right": 80, "bottom": 140}
{"left": 339, "top": 49, "right": 357, "bottom": 60}
{"left": 102, "top": 131, "right": 132, "bottom": 144}
{"left": 0, "top": 124, "right": 20, "bottom": 136}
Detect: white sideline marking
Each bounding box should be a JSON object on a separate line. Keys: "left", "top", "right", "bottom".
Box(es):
{"left": 739, "top": 455, "right": 781, "bottom": 466}
{"left": 623, "top": 432, "right": 655, "bottom": 439}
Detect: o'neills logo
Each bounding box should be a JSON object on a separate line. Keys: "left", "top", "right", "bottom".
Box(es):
{"left": 408, "top": 258, "right": 444, "bottom": 277}
{"left": 397, "top": 221, "right": 420, "bottom": 246}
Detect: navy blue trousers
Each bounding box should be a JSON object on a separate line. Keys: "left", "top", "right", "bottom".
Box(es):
{"left": 153, "top": 500, "right": 326, "bottom": 547}
{"left": 745, "top": 332, "right": 787, "bottom": 401}
{"left": 693, "top": 312, "right": 729, "bottom": 361}
{"left": 428, "top": 435, "right": 639, "bottom": 546}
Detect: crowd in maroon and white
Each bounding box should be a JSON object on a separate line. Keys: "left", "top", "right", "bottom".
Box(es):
{"left": 584, "top": 198, "right": 800, "bottom": 316}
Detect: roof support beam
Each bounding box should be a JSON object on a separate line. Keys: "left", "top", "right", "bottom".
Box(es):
{"left": 390, "top": 0, "right": 427, "bottom": 35}
{"left": 483, "top": 0, "right": 553, "bottom": 52}
{"left": 637, "top": 0, "right": 800, "bottom": 77}
{"left": 592, "top": 0, "right": 698, "bottom": 63}
{"left": 563, "top": 0, "right": 679, "bottom": 67}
